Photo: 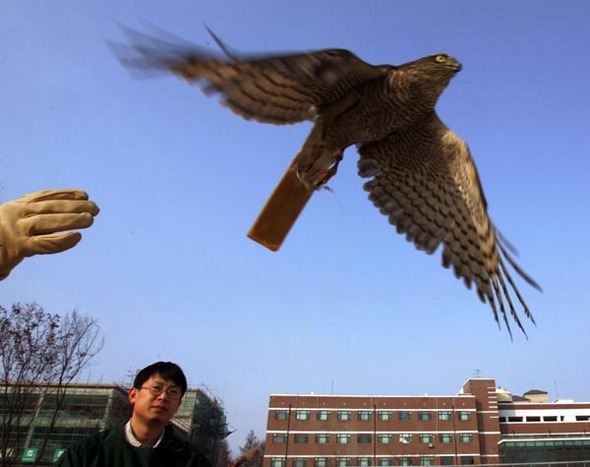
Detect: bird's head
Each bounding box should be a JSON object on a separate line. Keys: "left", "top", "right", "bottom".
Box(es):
{"left": 411, "top": 53, "right": 462, "bottom": 82}
{"left": 431, "top": 53, "right": 462, "bottom": 72}
{"left": 389, "top": 53, "right": 462, "bottom": 107}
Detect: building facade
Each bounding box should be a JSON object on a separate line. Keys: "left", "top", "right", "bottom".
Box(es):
{"left": 0, "top": 382, "right": 228, "bottom": 466}
{"left": 264, "top": 379, "right": 590, "bottom": 467}
{"left": 1, "top": 383, "right": 131, "bottom": 465}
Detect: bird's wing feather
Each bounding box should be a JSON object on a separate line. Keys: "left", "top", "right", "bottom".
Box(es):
{"left": 357, "top": 114, "right": 540, "bottom": 338}
{"left": 112, "top": 28, "right": 388, "bottom": 124}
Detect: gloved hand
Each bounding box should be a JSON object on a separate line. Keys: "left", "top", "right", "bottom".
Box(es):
{"left": 0, "top": 189, "right": 99, "bottom": 280}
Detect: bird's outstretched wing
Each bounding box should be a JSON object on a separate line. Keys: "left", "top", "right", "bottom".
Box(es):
{"left": 357, "top": 115, "right": 541, "bottom": 338}
{"left": 110, "top": 27, "right": 388, "bottom": 124}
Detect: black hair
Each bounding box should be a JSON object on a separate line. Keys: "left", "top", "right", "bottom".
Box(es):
{"left": 133, "top": 361, "right": 188, "bottom": 395}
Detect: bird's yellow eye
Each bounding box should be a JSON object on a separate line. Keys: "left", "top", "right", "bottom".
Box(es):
{"left": 434, "top": 54, "right": 447, "bottom": 63}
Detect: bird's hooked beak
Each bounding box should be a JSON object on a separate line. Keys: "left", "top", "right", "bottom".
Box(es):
{"left": 449, "top": 59, "right": 462, "bottom": 73}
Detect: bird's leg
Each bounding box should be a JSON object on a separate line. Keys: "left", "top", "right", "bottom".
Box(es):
{"left": 247, "top": 147, "right": 342, "bottom": 251}
{"left": 315, "top": 152, "right": 343, "bottom": 188}
{"left": 295, "top": 143, "right": 344, "bottom": 189}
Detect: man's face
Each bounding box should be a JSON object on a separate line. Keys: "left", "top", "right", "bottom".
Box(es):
{"left": 128, "top": 373, "right": 183, "bottom": 426}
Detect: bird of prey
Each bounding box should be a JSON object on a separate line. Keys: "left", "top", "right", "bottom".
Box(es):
{"left": 112, "top": 28, "right": 541, "bottom": 337}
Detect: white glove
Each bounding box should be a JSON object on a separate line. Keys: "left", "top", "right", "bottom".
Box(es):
{"left": 0, "top": 189, "right": 99, "bottom": 280}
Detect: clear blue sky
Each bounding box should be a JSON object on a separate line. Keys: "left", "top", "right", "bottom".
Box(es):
{"left": 2, "top": 0, "right": 589, "bottom": 454}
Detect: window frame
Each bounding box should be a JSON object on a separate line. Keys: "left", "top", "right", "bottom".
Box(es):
{"left": 275, "top": 410, "right": 289, "bottom": 421}
{"left": 317, "top": 410, "right": 331, "bottom": 421}
{"left": 337, "top": 410, "right": 352, "bottom": 421}
{"left": 457, "top": 411, "right": 472, "bottom": 421}
{"left": 272, "top": 433, "right": 288, "bottom": 444}
{"left": 378, "top": 434, "right": 393, "bottom": 444}
{"left": 419, "top": 434, "right": 434, "bottom": 444}
{"left": 398, "top": 411, "right": 412, "bottom": 421}
{"left": 336, "top": 433, "right": 351, "bottom": 444}
{"left": 358, "top": 411, "right": 373, "bottom": 421}
{"left": 438, "top": 411, "right": 452, "bottom": 421}
{"left": 357, "top": 434, "right": 372, "bottom": 444}
{"left": 418, "top": 411, "right": 432, "bottom": 421}
{"left": 315, "top": 434, "right": 330, "bottom": 445}
{"left": 439, "top": 433, "right": 453, "bottom": 444}
{"left": 458, "top": 433, "right": 474, "bottom": 443}
{"left": 294, "top": 434, "right": 309, "bottom": 444}
{"left": 399, "top": 433, "right": 413, "bottom": 444}
{"left": 295, "top": 410, "right": 311, "bottom": 421}
{"left": 420, "top": 456, "right": 435, "bottom": 466}
{"left": 378, "top": 411, "right": 393, "bottom": 421}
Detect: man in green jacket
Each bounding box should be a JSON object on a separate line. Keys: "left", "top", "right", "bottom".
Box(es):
{"left": 57, "top": 361, "right": 212, "bottom": 467}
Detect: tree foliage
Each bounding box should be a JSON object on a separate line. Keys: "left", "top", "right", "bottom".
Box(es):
{"left": 216, "top": 438, "right": 232, "bottom": 467}
{"left": 0, "top": 302, "right": 103, "bottom": 466}
{"left": 236, "top": 430, "right": 264, "bottom": 467}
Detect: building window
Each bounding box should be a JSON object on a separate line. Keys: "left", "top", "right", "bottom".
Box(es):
{"left": 400, "top": 458, "right": 413, "bottom": 466}
{"left": 419, "top": 434, "right": 434, "bottom": 444}
{"left": 378, "top": 459, "right": 393, "bottom": 467}
{"left": 440, "top": 457, "right": 454, "bottom": 465}
{"left": 439, "top": 434, "right": 453, "bottom": 444}
{"left": 336, "top": 459, "right": 351, "bottom": 467}
{"left": 336, "top": 434, "right": 351, "bottom": 444}
{"left": 294, "top": 434, "right": 309, "bottom": 444}
{"left": 543, "top": 416, "right": 557, "bottom": 422}
{"left": 296, "top": 410, "right": 310, "bottom": 421}
{"left": 458, "top": 434, "right": 473, "bottom": 443}
{"left": 457, "top": 411, "right": 471, "bottom": 421}
{"left": 315, "top": 434, "right": 330, "bottom": 444}
{"left": 358, "top": 458, "right": 371, "bottom": 467}
{"left": 526, "top": 416, "right": 541, "bottom": 422}
{"left": 460, "top": 457, "right": 475, "bottom": 465}
{"left": 378, "top": 411, "right": 392, "bottom": 421}
{"left": 420, "top": 457, "right": 435, "bottom": 466}
{"left": 293, "top": 459, "right": 307, "bottom": 467}
{"left": 576, "top": 415, "right": 590, "bottom": 421}
{"left": 271, "top": 459, "right": 286, "bottom": 467}
{"left": 438, "top": 411, "right": 452, "bottom": 421}
{"left": 378, "top": 434, "right": 393, "bottom": 444}
{"left": 337, "top": 411, "right": 352, "bottom": 421}
{"left": 275, "top": 410, "right": 289, "bottom": 421}
{"left": 399, "top": 433, "right": 413, "bottom": 444}
{"left": 315, "top": 459, "right": 328, "bottom": 467}
{"left": 398, "top": 411, "right": 412, "bottom": 421}
{"left": 357, "top": 434, "right": 372, "bottom": 444}
{"left": 508, "top": 416, "right": 523, "bottom": 422}
{"left": 273, "top": 433, "right": 287, "bottom": 444}
{"left": 418, "top": 411, "right": 432, "bottom": 421}
{"left": 317, "top": 410, "right": 331, "bottom": 421}
{"left": 358, "top": 411, "right": 372, "bottom": 421}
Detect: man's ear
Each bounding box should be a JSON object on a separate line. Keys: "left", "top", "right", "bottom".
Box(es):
{"left": 128, "top": 387, "right": 138, "bottom": 404}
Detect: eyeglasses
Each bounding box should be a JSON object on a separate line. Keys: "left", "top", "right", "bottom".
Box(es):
{"left": 139, "top": 385, "right": 182, "bottom": 400}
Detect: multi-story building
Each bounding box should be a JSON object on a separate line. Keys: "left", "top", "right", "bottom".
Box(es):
{"left": 0, "top": 382, "right": 228, "bottom": 466}
{"left": 264, "top": 379, "right": 590, "bottom": 467}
